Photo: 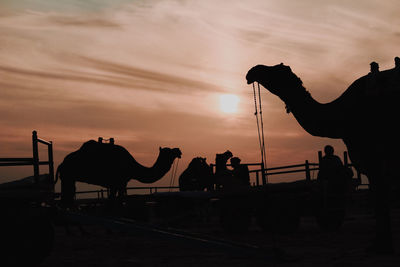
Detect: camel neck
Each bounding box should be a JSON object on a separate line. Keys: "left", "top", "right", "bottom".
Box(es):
{"left": 283, "top": 86, "right": 345, "bottom": 139}
{"left": 129, "top": 152, "right": 175, "bottom": 183}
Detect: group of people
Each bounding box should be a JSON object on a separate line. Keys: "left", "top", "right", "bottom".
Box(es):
{"left": 215, "top": 150, "right": 250, "bottom": 190}
{"left": 180, "top": 145, "right": 352, "bottom": 192}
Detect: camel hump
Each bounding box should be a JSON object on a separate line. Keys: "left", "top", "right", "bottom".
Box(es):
{"left": 77, "top": 139, "right": 131, "bottom": 159}
{"left": 355, "top": 59, "right": 400, "bottom": 97}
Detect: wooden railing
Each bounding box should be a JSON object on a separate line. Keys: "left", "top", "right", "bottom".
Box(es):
{"left": 74, "top": 186, "right": 180, "bottom": 199}
{"left": 73, "top": 151, "right": 365, "bottom": 201}
{"left": 0, "top": 131, "right": 55, "bottom": 186}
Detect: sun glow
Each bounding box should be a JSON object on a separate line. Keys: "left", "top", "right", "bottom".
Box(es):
{"left": 219, "top": 94, "right": 240, "bottom": 113}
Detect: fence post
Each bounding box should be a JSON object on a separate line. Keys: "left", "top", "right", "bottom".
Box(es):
{"left": 261, "top": 162, "right": 267, "bottom": 185}
{"left": 318, "top": 151, "right": 322, "bottom": 164}
{"left": 32, "top": 131, "right": 40, "bottom": 184}
{"left": 48, "top": 141, "right": 55, "bottom": 186}
{"left": 255, "top": 171, "right": 260, "bottom": 186}
{"left": 343, "top": 151, "right": 348, "bottom": 167}
{"left": 305, "top": 160, "right": 310, "bottom": 181}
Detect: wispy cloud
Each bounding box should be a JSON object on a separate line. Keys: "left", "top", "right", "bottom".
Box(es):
{"left": 1, "top": 0, "right": 399, "bottom": 185}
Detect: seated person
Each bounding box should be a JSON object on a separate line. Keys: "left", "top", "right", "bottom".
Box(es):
{"left": 230, "top": 157, "right": 250, "bottom": 187}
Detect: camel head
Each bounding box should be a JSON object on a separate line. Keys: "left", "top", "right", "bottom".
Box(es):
{"left": 159, "top": 147, "right": 182, "bottom": 160}
{"left": 221, "top": 150, "right": 233, "bottom": 160}
{"left": 216, "top": 150, "right": 233, "bottom": 164}
{"left": 188, "top": 157, "right": 209, "bottom": 170}
{"left": 246, "top": 63, "right": 304, "bottom": 102}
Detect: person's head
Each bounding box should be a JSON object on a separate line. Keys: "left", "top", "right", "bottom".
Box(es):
{"left": 370, "top": 61, "right": 379, "bottom": 73}
{"left": 324, "top": 145, "right": 334, "bottom": 156}
{"left": 230, "top": 157, "right": 241, "bottom": 167}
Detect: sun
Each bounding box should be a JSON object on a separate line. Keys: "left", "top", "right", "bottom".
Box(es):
{"left": 219, "top": 94, "right": 240, "bottom": 113}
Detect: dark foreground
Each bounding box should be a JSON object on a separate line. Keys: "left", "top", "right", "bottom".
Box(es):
{"left": 41, "top": 207, "right": 400, "bottom": 267}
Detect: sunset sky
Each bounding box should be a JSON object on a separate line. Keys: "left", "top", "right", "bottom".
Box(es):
{"left": 1, "top": 0, "right": 399, "bottom": 190}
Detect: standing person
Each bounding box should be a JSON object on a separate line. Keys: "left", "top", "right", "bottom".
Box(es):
{"left": 318, "top": 145, "right": 347, "bottom": 194}
{"left": 215, "top": 150, "right": 233, "bottom": 190}
{"left": 230, "top": 157, "right": 250, "bottom": 187}
{"left": 318, "top": 145, "right": 344, "bottom": 181}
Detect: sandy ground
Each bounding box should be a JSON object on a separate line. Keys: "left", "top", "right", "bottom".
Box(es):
{"left": 41, "top": 206, "right": 400, "bottom": 267}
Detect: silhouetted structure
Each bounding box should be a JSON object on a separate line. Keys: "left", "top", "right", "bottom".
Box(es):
{"left": 246, "top": 57, "right": 400, "bottom": 253}
{"left": 56, "top": 139, "right": 181, "bottom": 207}
{"left": 215, "top": 150, "right": 233, "bottom": 190}
{"left": 230, "top": 157, "right": 250, "bottom": 187}
{"left": 370, "top": 61, "right": 379, "bottom": 74}
{"left": 179, "top": 157, "right": 214, "bottom": 191}
{"left": 317, "top": 145, "right": 344, "bottom": 182}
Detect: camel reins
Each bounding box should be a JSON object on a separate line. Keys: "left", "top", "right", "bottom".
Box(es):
{"left": 252, "top": 82, "right": 268, "bottom": 183}
{"left": 169, "top": 157, "right": 180, "bottom": 191}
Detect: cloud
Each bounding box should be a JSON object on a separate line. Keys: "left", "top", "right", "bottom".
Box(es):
{"left": 1, "top": 0, "right": 400, "bottom": 185}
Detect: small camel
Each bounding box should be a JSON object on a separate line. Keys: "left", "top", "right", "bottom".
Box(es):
{"left": 179, "top": 157, "right": 214, "bottom": 191}
{"left": 246, "top": 58, "right": 400, "bottom": 253}
{"left": 56, "top": 140, "right": 182, "bottom": 207}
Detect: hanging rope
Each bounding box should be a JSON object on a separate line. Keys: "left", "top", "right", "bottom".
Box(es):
{"left": 252, "top": 82, "right": 268, "bottom": 183}
{"left": 169, "top": 158, "right": 180, "bottom": 191}
{"left": 253, "top": 83, "right": 263, "bottom": 156}
{"left": 257, "top": 83, "right": 267, "bottom": 171}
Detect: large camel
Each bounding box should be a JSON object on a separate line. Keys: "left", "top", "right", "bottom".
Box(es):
{"left": 56, "top": 140, "right": 182, "bottom": 207}
{"left": 246, "top": 58, "right": 400, "bottom": 253}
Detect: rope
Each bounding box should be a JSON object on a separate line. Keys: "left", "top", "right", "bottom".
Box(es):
{"left": 252, "top": 82, "right": 268, "bottom": 183}
{"left": 172, "top": 158, "right": 179, "bottom": 188}
{"left": 257, "top": 83, "right": 267, "bottom": 179}
{"left": 253, "top": 83, "right": 264, "bottom": 160}
{"left": 169, "top": 158, "right": 180, "bottom": 191}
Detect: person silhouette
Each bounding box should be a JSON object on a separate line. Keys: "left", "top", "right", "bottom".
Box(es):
{"left": 317, "top": 145, "right": 349, "bottom": 195}
{"left": 370, "top": 61, "right": 379, "bottom": 74}
{"left": 215, "top": 150, "right": 233, "bottom": 190}
{"left": 318, "top": 145, "right": 344, "bottom": 181}
{"left": 230, "top": 157, "right": 250, "bottom": 187}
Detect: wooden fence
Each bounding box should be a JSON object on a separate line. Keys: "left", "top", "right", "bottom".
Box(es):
{"left": 73, "top": 150, "right": 364, "bottom": 201}
{"left": 0, "top": 131, "right": 55, "bottom": 186}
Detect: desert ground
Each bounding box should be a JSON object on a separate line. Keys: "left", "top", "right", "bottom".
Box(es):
{"left": 41, "top": 202, "right": 400, "bottom": 267}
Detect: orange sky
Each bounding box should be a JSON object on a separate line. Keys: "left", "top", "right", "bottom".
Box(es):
{"left": 1, "top": 0, "right": 400, "bottom": 190}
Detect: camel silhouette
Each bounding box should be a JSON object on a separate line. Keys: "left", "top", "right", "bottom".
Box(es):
{"left": 246, "top": 58, "right": 400, "bottom": 253}
{"left": 56, "top": 140, "right": 182, "bottom": 207}
{"left": 179, "top": 157, "right": 214, "bottom": 191}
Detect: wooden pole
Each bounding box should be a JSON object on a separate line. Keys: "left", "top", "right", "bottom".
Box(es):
{"left": 255, "top": 171, "right": 260, "bottom": 186}
{"left": 48, "top": 141, "right": 55, "bottom": 186}
{"left": 32, "top": 131, "right": 40, "bottom": 184}
{"left": 318, "top": 151, "right": 322, "bottom": 165}
{"left": 261, "top": 161, "right": 267, "bottom": 185}
{"left": 305, "top": 160, "right": 310, "bottom": 181}
{"left": 343, "top": 151, "right": 348, "bottom": 167}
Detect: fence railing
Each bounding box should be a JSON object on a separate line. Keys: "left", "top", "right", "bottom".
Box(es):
{"left": 0, "top": 131, "right": 55, "bottom": 186}
{"left": 74, "top": 186, "right": 181, "bottom": 200}
{"left": 72, "top": 150, "right": 365, "bottom": 201}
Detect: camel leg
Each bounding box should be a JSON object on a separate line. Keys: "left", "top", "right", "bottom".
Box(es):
{"left": 61, "top": 178, "right": 76, "bottom": 208}
{"left": 368, "top": 173, "right": 393, "bottom": 254}
{"left": 109, "top": 188, "right": 117, "bottom": 200}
